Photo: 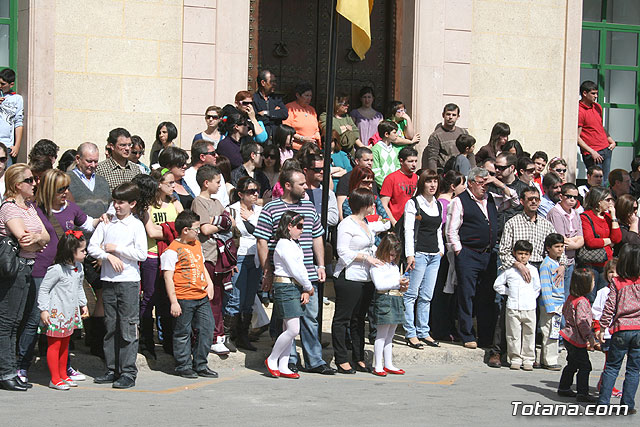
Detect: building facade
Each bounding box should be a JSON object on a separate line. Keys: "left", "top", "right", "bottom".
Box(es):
{"left": 4, "top": 0, "right": 638, "bottom": 179}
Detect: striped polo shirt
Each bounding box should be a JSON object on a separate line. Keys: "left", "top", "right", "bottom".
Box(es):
{"left": 254, "top": 198, "right": 324, "bottom": 281}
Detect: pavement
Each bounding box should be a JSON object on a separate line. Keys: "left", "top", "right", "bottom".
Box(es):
{"left": 3, "top": 298, "right": 636, "bottom": 426}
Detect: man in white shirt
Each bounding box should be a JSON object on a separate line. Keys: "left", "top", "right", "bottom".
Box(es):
{"left": 184, "top": 140, "right": 230, "bottom": 207}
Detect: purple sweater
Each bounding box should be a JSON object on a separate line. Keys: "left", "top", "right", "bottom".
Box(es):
{"left": 33, "top": 202, "right": 89, "bottom": 278}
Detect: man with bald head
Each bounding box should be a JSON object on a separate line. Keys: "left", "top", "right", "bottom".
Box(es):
{"left": 68, "top": 141, "right": 112, "bottom": 358}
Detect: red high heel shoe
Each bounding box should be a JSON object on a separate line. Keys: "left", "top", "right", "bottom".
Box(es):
{"left": 265, "top": 359, "right": 280, "bottom": 378}
{"left": 279, "top": 372, "right": 300, "bottom": 379}
{"left": 384, "top": 367, "right": 405, "bottom": 375}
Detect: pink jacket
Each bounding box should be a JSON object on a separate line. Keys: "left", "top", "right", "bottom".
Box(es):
{"left": 560, "top": 295, "right": 595, "bottom": 348}
{"left": 600, "top": 277, "right": 640, "bottom": 335}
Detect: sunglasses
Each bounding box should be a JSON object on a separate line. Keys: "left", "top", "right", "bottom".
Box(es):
{"left": 495, "top": 165, "right": 510, "bottom": 171}
{"left": 241, "top": 189, "right": 259, "bottom": 195}
{"left": 131, "top": 150, "right": 144, "bottom": 156}
{"left": 264, "top": 154, "right": 277, "bottom": 160}
{"left": 205, "top": 115, "right": 219, "bottom": 120}
{"left": 189, "top": 226, "right": 200, "bottom": 232}
{"left": 524, "top": 167, "right": 535, "bottom": 173}
{"left": 206, "top": 151, "right": 217, "bottom": 157}
{"left": 525, "top": 196, "right": 541, "bottom": 202}
{"left": 310, "top": 167, "right": 323, "bottom": 173}
{"left": 22, "top": 177, "right": 35, "bottom": 184}
{"left": 240, "top": 101, "right": 252, "bottom": 106}
{"left": 562, "top": 194, "right": 578, "bottom": 200}
{"left": 554, "top": 168, "right": 567, "bottom": 174}
{"left": 293, "top": 223, "right": 304, "bottom": 230}
{"left": 487, "top": 171, "right": 496, "bottom": 177}
{"left": 57, "top": 185, "right": 69, "bottom": 194}
{"left": 0, "top": 156, "right": 7, "bottom": 162}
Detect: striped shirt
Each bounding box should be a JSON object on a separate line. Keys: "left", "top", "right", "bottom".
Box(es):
{"left": 253, "top": 198, "right": 324, "bottom": 281}
{"left": 0, "top": 201, "right": 43, "bottom": 259}
{"left": 539, "top": 256, "right": 564, "bottom": 313}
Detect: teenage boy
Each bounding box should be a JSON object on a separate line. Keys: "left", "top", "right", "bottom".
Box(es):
{"left": 578, "top": 80, "right": 616, "bottom": 181}
{"left": 578, "top": 165, "right": 603, "bottom": 200}
{"left": 531, "top": 151, "right": 548, "bottom": 194}
{"left": 161, "top": 210, "right": 218, "bottom": 379}
{"left": 493, "top": 240, "right": 540, "bottom": 371}
{"left": 190, "top": 164, "right": 234, "bottom": 355}
{"left": 372, "top": 121, "right": 400, "bottom": 187}
{"left": 88, "top": 182, "right": 148, "bottom": 389}
{"left": 380, "top": 146, "right": 418, "bottom": 225}
{"left": 0, "top": 68, "right": 24, "bottom": 165}
{"left": 452, "top": 134, "right": 476, "bottom": 176}
{"left": 537, "top": 233, "right": 566, "bottom": 371}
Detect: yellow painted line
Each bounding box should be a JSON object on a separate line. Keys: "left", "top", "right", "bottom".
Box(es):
{"left": 34, "top": 372, "right": 250, "bottom": 395}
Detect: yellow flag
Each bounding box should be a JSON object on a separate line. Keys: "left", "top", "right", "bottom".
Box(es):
{"left": 336, "top": 0, "right": 374, "bottom": 60}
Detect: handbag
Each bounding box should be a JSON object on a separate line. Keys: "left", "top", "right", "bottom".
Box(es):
{"left": 576, "top": 213, "right": 608, "bottom": 265}
{"left": 0, "top": 200, "right": 23, "bottom": 281}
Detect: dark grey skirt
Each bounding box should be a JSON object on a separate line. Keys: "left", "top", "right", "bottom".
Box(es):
{"left": 373, "top": 293, "right": 404, "bottom": 325}
{"left": 273, "top": 281, "right": 304, "bottom": 319}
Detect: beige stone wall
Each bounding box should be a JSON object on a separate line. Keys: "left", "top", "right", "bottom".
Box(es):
{"left": 468, "top": 0, "right": 574, "bottom": 163}
{"left": 411, "top": 0, "right": 582, "bottom": 176}
{"left": 53, "top": 0, "right": 184, "bottom": 162}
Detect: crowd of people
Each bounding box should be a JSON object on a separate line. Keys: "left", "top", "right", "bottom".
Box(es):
{"left": 0, "top": 68, "right": 638, "bottom": 412}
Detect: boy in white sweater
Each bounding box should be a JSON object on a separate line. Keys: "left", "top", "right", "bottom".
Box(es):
{"left": 88, "top": 182, "right": 147, "bottom": 389}
{"left": 493, "top": 240, "right": 541, "bottom": 371}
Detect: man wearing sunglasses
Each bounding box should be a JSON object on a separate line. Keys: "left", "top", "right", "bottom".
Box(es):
{"left": 546, "top": 182, "right": 584, "bottom": 297}
{"left": 253, "top": 70, "right": 289, "bottom": 138}
{"left": 184, "top": 140, "right": 229, "bottom": 207}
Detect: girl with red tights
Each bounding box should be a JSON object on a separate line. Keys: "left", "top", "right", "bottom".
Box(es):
{"left": 38, "top": 231, "right": 89, "bottom": 390}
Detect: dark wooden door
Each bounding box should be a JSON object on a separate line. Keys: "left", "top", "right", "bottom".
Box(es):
{"left": 249, "top": 0, "right": 395, "bottom": 115}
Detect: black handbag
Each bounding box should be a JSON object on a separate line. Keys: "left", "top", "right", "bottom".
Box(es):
{"left": 0, "top": 200, "right": 22, "bottom": 281}
{"left": 576, "top": 213, "right": 608, "bottom": 265}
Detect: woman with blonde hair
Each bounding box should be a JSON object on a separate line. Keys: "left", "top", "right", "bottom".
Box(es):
{"left": 0, "top": 164, "right": 50, "bottom": 391}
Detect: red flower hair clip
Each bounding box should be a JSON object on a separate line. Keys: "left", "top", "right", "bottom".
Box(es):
{"left": 65, "top": 230, "right": 84, "bottom": 239}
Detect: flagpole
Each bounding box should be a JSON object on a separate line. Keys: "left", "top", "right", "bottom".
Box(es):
{"left": 319, "top": 0, "right": 338, "bottom": 340}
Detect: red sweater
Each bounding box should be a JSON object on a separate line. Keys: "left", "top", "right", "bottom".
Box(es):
{"left": 600, "top": 277, "right": 640, "bottom": 334}
{"left": 580, "top": 210, "right": 621, "bottom": 266}
{"left": 560, "top": 295, "right": 595, "bottom": 348}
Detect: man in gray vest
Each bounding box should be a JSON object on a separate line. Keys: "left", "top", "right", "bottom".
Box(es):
{"left": 68, "top": 142, "right": 112, "bottom": 358}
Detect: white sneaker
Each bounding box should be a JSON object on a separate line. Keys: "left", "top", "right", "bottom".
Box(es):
{"left": 67, "top": 366, "right": 86, "bottom": 381}
{"left": 210, "top": 337, "right": 230, "bottom": 355}
{"left": 49, "top": 380, "right": 70, "bottom": 391}
{"left": 63, "top": 378, "right": 78, "bottom": 387}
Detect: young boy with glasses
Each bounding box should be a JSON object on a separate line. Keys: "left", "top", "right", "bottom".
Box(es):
{"left": 161, "top": 210, "right": 218, "bottom": 379}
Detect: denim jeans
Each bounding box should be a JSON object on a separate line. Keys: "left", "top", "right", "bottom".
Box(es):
{"left": 173, "top": 296, "right": 215, "bottom": 372}
{"left": 0, "top": 263, "right": 31, "bottom": 380}
{"left": 586, "top": 265, "right": 606, "bottom": 304}
{"left": 102, "top": 281, "right": 139, "bottom": 379}
{"left": 228, "top": 255, "right": 262, "bottom": 315}
{"left": 17, "top": 276, "right": 42, "bottom": 371}
{"left": 560, "top": 263, "right": 574, "bottom": 329}
{"left": 582, "top": 147, "right": 613, "bottom": 186}
{"left": 598, "top": 330, "right": 640, "bottom": 408}
{"left": 403, "top": 253, "right": 442, "bottom": 339}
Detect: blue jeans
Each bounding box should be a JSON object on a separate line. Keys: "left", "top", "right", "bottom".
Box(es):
{"left": 0, "top": 263, "right": 31, "bottom": 380}
{"left": 17, "top": 276, "right": 42, "bottom": 371}
{"left": 582, "top": 147, "right": 613, "bottom": 186}
{"left": 228, "top": 255, "right": 262, "bottom": 315}
{"left": 598, "top": 330, "right": 640, "bottom": 409}
{"left": 173, "top": 297, "right": 214, "bottom": 372}
{"left": 560, "top": 263, "right": 574, "bottom": 329}
{"left": 403, "top": 253, "right": 442, "bottom": 339}
{"left": 586, "top": 265, "right": 606, "bottom": 304}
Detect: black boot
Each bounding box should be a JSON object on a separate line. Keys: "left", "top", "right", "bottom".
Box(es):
{"left": 222, "top": 315, "right": 237, "bottom": 352}
{"left": 235, "top": 314, "right": 257, "bottom": 351}
{"left": 140, "top": 317, "right": 156, "bottom": 359}
{"left": 159, "top": 316, "right": 174, "bottom": 356}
